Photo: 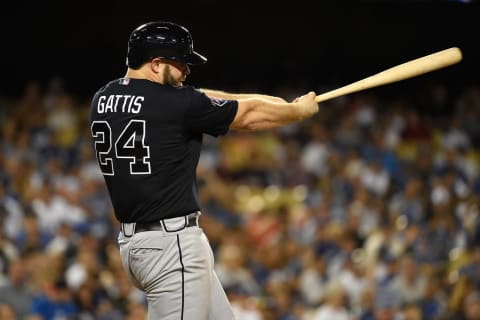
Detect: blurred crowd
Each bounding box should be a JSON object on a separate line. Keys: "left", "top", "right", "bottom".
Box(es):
{"left": 0, "top": 78, "right": 479, "bottom": 320}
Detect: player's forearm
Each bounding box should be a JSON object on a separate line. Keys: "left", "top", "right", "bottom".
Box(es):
{"left": 200, "top": 88, "right": 284, "bottom": 103}
{"left": 231, "top": 98, "right": 316, "bottom": 131}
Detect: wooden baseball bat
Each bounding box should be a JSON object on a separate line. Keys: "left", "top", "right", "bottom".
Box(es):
{"left": 315, "top": 47, "right": 462, "bottom": 103}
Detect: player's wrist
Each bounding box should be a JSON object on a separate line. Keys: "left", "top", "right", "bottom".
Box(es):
{"left": 291, "top": 101, "right": 308, "bottom": 121}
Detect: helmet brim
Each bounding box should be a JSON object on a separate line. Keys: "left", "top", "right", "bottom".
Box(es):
{"left": 184, "top": 51, "right": 207, "bottom": 65}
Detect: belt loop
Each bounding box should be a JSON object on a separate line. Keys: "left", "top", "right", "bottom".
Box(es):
{"left": 161, "top": 216, "right": 189, "bottom": 232}
{"left": 122, "top": 223, "right": 136, "bottom": 237}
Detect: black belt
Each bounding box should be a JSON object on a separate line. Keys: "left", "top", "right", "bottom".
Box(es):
{"left": 121, "top": 213, "right": 199, "bottom": 236}
{"left": 136, "top": 215, "right": 198, "bottom": 233}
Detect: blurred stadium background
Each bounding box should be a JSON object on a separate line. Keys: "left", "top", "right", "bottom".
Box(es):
{"left": 0, "top": 1, "right": 479, "bottom": 319}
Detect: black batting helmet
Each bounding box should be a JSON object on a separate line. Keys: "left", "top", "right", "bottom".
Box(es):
{"left": 126, "top": 21, "right": 207, "bottom": 69}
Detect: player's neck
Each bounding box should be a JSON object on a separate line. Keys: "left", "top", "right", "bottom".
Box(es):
{"left": 125, "top": 68, "right": 165, "bottom": 84}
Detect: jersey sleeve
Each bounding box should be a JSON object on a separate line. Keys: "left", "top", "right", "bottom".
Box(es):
{"left": 184, "top": 88, "right": 238, "bottom": 137}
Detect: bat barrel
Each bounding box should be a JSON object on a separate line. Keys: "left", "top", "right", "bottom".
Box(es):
{"left": 315, "top": 47, "right": 462, "bottom": 103}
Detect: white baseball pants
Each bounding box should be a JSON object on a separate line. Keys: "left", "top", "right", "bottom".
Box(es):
{"left": 118, "top": 215, "right": 235, "bottom": 320}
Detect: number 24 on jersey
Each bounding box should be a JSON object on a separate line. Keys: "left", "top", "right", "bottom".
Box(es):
{"left": 91, "top": 119, "right": 151, "bottom": 175}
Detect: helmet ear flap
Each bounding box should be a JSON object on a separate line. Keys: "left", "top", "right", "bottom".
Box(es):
{"left": 126, "top": 21, "right": 207, "bottom": 69}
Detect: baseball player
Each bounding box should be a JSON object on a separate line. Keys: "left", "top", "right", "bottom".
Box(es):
{"left": 89, "top": 21, "right": 318, "bottom": 320}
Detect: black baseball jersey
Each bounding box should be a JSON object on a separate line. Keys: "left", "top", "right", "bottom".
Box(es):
{"left": 90, "top": 78, "right": 238, "bottom": 222}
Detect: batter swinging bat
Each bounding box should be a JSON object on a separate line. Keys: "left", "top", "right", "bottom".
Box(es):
{"left": 315, "top": 47, "right": 463, "bottom": 103}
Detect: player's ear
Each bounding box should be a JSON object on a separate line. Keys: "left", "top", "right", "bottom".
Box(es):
{"left": 150, "top": 58, "right": 163, "bottom": 74}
